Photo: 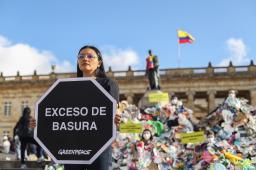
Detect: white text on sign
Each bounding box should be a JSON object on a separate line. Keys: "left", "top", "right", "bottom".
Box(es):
{"left": 45, "top": 107, "right": 107, "bottom": 117}
{"left": 44, "top": 107, "right": 108, "bottom": 131}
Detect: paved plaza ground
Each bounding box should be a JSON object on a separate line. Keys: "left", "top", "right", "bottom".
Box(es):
{"left": 0, "top": 152, "right": 49, "bottom": 170}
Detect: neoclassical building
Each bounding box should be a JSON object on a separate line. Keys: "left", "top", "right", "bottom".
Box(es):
{"left": 1, "top": 61, "right": 256, "bottom": 137}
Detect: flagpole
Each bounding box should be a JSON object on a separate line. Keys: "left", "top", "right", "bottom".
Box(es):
{"left": 177, "top": 38, "right": 181, "bottom": 68}
{"left": 177, "top": 29, "right": 181, "bottom": 68}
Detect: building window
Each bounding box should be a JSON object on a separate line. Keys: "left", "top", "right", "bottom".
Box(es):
{"left": 21, "top": 101, "right": 29, "bottom": 113}
{"left": 4, "top": 101, "right": 12, "bottom": 116}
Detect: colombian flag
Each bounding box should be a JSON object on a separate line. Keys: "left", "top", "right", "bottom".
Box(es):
{"left": 177, "top": 30, "right": 195, "bottom": 44}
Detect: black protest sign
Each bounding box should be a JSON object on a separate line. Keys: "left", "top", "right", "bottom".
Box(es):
{"left": 34, "top": 78, "right": 116, "bottom": 164}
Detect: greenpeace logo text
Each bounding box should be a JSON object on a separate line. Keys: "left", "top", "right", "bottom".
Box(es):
{"left": 58, "top": 149, "right": 92, "bottom": 155}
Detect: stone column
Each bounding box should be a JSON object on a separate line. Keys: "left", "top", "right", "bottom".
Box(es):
{"left": 127, "top": 66, "right": 134, "bottom": 77}
{"left": 32, "top": 70, "right": 39, "bottom": 81}
{"left": 250, "top": 89, "right": 256, "bottom": 106}
{"left": 125, "top": 93, "right": 134, "bottom": 104}
{"left": 0, "top": 72, "right": 4, "bottom": 82}
{"left": 50, "top": 72, "right": 56, "bottom": 80}
{"left": 207, "top": 62, "right": 214, "bottom": 76}
{"left": 248, "top": 60, "right": 256, "bottom": 75}
{"left": 15, "top": 71, "right": 22, "bottom": 81}
{"left": 207, "top": 90, "right": 216, "bottom": 112}
{"left": 106, "top": 67, "right": 113, "bottom": 77}
{"left": 227, "top": 61, "right": 235, "bottom": 75}
{"left": 186, "top": 91, "right": 195, "bottom": 109}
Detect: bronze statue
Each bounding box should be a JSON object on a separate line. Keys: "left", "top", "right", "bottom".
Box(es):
{"left": 145, "top": 50, "right": 160, "bottom": 90}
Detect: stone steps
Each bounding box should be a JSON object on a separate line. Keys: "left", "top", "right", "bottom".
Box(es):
{"left": 0, "top": 161, "right": 50, "bottom": 170}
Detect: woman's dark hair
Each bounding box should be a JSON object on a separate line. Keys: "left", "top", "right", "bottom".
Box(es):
{"left": 77, "top": 45, "right": 107, "bottom": 78}
{"left": 22, "top": 107, "right": 31, "bottom": 117}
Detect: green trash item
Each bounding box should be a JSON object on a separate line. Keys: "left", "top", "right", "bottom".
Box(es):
{"left": 146, "top": 120, "right": 164, "bottom": 136}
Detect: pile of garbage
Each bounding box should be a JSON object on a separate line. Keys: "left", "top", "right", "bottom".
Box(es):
{"left": 112, "top": 90, "right": 256, "bottom": 170}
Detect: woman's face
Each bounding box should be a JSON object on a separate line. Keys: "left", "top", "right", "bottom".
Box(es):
{"left": 142, "top": 130, "right": 152, "bottom": 141}
{"left": 78, "top": 48, "right": 101, "bottom": 77}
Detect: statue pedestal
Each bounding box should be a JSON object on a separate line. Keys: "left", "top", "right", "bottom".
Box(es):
{"left": 138, "top": 90, "right": 169, "bottom": 109}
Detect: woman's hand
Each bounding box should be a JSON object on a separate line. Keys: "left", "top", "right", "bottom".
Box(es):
{"left": 29, "top": 118, "right": 37, "bottom": 129}
{"left": 114, "top": 111, "right": 121, "bottom": 127}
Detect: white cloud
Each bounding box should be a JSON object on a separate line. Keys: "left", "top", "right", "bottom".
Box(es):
{"left": 102, "top": 47, "right": 140, "bottom": 71}
{"left": 0, "top": 36, "right": 11, "bottom": 46}
{"left": 219, "top": 38, "right": 250, "bottom": 66}
{"left": 0, "top": 35, "right": 73, "bottom": 76}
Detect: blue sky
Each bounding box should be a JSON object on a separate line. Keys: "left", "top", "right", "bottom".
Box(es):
{"left": 0, "top": 0, "right": 256, "bottom": 76}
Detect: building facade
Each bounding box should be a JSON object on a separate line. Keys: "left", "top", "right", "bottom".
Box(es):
{"left": 1, "top": 62, "right": 256, "bottom": 137}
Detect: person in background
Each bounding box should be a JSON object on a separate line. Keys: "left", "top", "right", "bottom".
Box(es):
{"left": 15, "top": 107, "right": 44, "bottom": 169}
{"left": 13, "top": 134, "right": 21, "bottom": 160}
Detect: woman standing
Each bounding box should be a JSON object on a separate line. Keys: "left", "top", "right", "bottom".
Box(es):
{"left": 30, "top": 45, "right": 121, "bottom": 169}
{"left": 64, "top": 45, "right": 121, "bottom": 170}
